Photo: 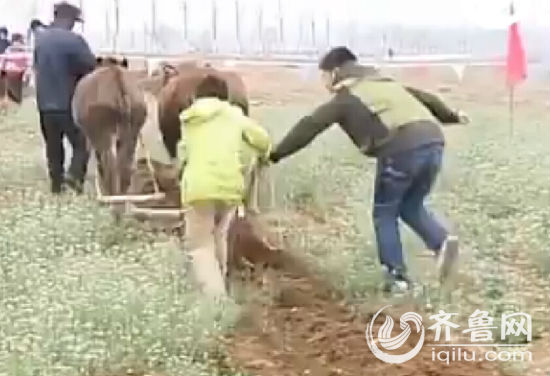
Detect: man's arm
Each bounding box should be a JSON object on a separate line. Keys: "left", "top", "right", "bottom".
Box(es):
{"left": 69, "top": 35, "right": 96, "bottom": 78}
{"left": 405, "top": 86, "right": 465, "bottom": 124}
{"left": 270, "top": 96, "right": 345, "bottom": 163}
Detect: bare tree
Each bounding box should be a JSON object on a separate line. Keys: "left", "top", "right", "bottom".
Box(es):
{"left": 130, "top": 30, "right": 135, "bottom": 49}
{"left": 311, "top": 16, "right": 316, "bottom": 49}
{"left": 79, "top": 0, "right": 84, "bottom": 33}
{"left": 113, "top": 0, "right": 120, "bottom": 52}
{"left": 278, "top": 0, "right": 284, "bottom": 44}
{"left": 297, "top": 15, "right": 304, "bottom": 52}
{"left": 211, "top": 0, "right": 217, "bottom": 52}
{"left": 257, "top": 4, "right": 263, "bottom": 54}
{"left": 104, "top": 9, "right": 111, "bottom": 46}
{"left": 151, "top": 0, "right": 157, "bottom": 52}
{"left": 181, "top": 0, "right": 188, "bottom": 41}
{"left": 325, "top": 16, "right": 330, "bottom": 47}
{"left": 143, "top": 22, "right": 148, "bottom": 52}
{"left": 235, "top": 0, "right": 241, "bottom": 52}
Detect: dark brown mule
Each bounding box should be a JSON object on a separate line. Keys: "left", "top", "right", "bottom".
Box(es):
{"left": 72, "top": 56, "right": 147, "bottom": 196}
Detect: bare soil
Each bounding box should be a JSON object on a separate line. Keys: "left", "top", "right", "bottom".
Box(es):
{"left": 216, "top": 63, "right": 549, "bottom": 376}
{"left": 222, "top": 249, "right": 500, "bottom": 376}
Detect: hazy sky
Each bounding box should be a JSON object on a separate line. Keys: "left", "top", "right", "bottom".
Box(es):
{"left": 0, "top": 0, "right": 548, "bottom": 35}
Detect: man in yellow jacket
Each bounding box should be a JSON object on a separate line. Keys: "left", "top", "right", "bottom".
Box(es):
{"left": 178, "top": 75, "right": 271, "bottom": 297}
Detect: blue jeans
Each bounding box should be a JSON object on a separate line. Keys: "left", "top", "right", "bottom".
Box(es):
{"left": 373, "top": 143, "right": 448, "bottom": 273}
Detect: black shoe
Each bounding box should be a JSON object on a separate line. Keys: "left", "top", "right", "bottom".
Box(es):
{"left": 65, "top": 174, "right": 84, "bottom": 194}
{"left": 51, "top": 181, "right": 66, "bottom": 194}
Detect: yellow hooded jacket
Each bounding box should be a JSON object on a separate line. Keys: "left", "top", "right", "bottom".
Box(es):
{"left": 178, "top": 97, "right": 271, "bottom": 205}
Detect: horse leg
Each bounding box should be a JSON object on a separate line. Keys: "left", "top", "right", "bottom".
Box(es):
{"left": 116, "top": 125, "right": 139, "bottom": 195}
{"left": 98, "top": 143, "right": 117, "bottom": 197}
{"left": 95, "top": 150, "right": 107, "bottom": 195}
{"left": 100, "top": 133, "right": 125, "bottom": 220}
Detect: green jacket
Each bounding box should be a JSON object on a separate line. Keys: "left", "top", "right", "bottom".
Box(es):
{"left": 178, "top": 97, "right": 271, "bottom": 205}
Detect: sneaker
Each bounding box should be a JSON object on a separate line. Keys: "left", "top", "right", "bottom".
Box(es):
{"left": 437, "top": 235, "right": 459, "bottom": 282}
{"left": 382, "top": 266, "right": 413, "bottom": 294}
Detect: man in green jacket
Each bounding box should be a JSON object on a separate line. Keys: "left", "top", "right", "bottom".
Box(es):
{"left": 269, "top": 47, "right": 468, "bottom": 293}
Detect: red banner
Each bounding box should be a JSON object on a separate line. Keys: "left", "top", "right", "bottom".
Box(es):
{"left": 506, "top": 7, "right": 527, "bottom": 86}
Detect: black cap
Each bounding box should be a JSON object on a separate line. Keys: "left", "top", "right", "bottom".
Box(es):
{"left": 0, "top": 26, "right": 7, "bottom": 35}
{"left": 319, "top": 46, "right": 358, "bottom": 71}
{"left": 54, "top": 2, "right": 83, "bottom": 22}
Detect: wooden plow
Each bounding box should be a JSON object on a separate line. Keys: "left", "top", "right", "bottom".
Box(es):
{"left": 94, "top": 136, "right": 273, "bottom": 227}
{"left": 94, "top": 133, "right": 187, "bottom": 222}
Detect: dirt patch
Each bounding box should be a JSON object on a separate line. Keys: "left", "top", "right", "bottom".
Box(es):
{"left": 527, "top": 334, "right": 550, "bottom": 376}
{"left": 223, "top": 250, "right": 500, "bottom": 376}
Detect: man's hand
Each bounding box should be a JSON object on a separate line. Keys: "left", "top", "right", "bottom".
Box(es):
{"left": 455, "top": 110, "right": 470, "bottom": 125}
{"left": 268, "top": 151, "right": 281, "bottom": 164}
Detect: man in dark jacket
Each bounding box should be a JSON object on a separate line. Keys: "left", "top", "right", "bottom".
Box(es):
{"left": 0, "top": 27, "right": 10, "bottom": 54}
{"left": 269, "top": 47, "right": 468, "bottom": 293}
{"left": 34, "top": 2, "right": 96, "bottom": 194}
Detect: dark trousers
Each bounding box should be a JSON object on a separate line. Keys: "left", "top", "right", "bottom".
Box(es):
{"left": 39, "top": 111, "right": 89, "bottom": 191}
{"left": 373, "top": 143, "right": 448, "bottom": 273}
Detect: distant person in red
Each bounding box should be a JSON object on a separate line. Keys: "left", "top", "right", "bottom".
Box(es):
{"left": 9, "top": 33, "right": 26, "bottom": 51}
{"left": 0, "top": 27, "right": 10, "bottom": 54}
{"left": 0, "top": 31, "right": 30, "bottom": 105}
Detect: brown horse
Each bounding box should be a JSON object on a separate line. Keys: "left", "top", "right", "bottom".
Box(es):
{"left": 125, "top": 63, "right": 249, "bottom": 208}
{"left": 72, "top": 56, "right": 147, "bottom": 196}
{"left": 156, "top": 65, "right": 249, "bottom": 160}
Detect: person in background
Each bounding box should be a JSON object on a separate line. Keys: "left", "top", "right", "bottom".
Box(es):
{"left": 0, "top": 31, "right": 30, "bottom": 105}
{"left": 178, "top": 75, "right": 271, "bottom": 298}
{"left": 33, "top": 2, "right": 96, "bottom": 194}
{"left": 9, "top": 33, "right": 26, "bottom": 51}
{"left": 0, "top": 27, "right": 10, "bottom": 54}
{"left": 268, "top": 46, "right": 469, "bottom": 294}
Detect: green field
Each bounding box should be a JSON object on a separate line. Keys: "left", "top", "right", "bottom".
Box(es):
{"left": 0, "top": 92, "right": 548, "bottom": 375}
